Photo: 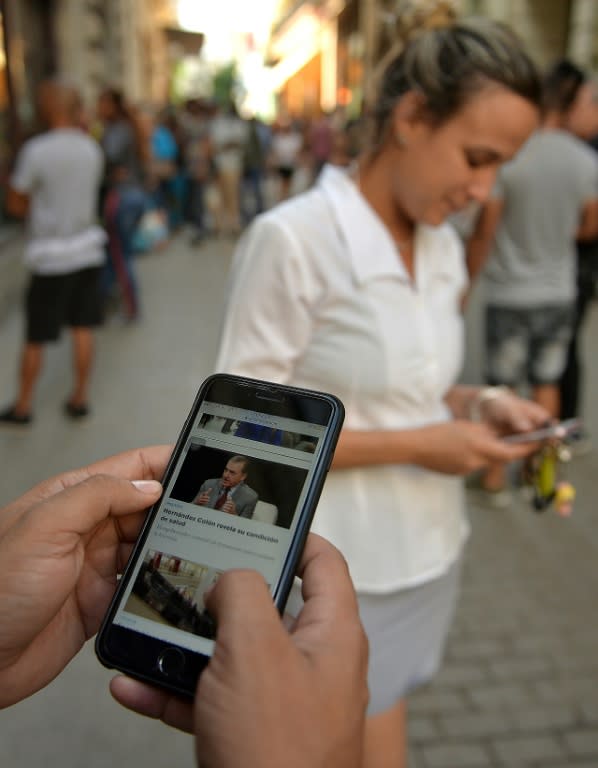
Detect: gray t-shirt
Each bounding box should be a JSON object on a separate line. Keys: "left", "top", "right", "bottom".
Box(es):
{"left": 11, "top": 128, "right": 105, "bottom": 274}
{"left": 483, "top": 130, "right": 598, "bottom": 306}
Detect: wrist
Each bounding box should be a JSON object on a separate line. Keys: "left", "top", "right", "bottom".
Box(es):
{"left": 468, "top": 386, "right": 509, "bottom": 422}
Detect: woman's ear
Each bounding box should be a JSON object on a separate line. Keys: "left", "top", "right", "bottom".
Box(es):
{"left": 392, "top": 91, "right": 431, "bottom": 147}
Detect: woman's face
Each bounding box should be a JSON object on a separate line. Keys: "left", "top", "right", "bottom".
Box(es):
{"left": 565, "top": 82, "right": 598, "bottom": 140}
{"left": 389, "top": 85, "right": 540, "bottom": 226}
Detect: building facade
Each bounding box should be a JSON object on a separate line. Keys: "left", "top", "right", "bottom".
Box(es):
{"left": 268, "top": 0, "right": 598, "bottom": 119}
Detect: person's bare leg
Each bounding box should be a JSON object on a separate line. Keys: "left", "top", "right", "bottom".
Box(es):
{"left": 532, "top": 383, "right": 560, "bottom": 418}
{"left": 482, "top": 461, "right": 506, "bottom": 491}
{"left": 13, "top": 343, "right": 44, "bottom": 415}
{"left": 362, "top": 700, "right": 406, "bottom": 768}
{"left": 69, "top": 327, "right": 94, "bottom": 407}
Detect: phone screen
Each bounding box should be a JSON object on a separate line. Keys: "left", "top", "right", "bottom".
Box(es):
{"left": 108, "top": 380, "right": 338, "bottom": 660}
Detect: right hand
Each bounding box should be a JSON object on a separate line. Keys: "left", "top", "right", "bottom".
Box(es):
{"left": 194, "top": 490, "right": 211, "bottom": 506}
{"left": 110, "top": 535, "right": 369, "bottom": 768}
{"left": 411, "top": 419, "right": 538, "bottom": 475}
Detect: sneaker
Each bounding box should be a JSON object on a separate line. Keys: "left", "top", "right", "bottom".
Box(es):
{"left": 64, "top": 401, "right": 90, "bottom": 420}
{"left": 567, "top": 428, "right": 592, "bottom": 457}
{"left": 467, "top": 486, "right": 513, "bottom": 509}
{"left": 0, "top": 405, "right": 32, "bottom": 426}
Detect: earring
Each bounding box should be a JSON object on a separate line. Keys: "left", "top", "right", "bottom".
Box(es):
{"left": 395, "top": 131, "right": 407, "bottom": 148}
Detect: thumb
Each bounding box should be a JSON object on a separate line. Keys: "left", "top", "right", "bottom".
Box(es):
{"left": 21, "top": 474, "right": 162, "bottom": 541}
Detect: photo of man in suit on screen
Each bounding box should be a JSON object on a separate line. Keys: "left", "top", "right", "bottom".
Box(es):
{"left": 192, "top": 454, "right": 258, "bottom": 519}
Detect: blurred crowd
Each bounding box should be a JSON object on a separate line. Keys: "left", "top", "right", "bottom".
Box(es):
{"left": 94, "top": 94, "right": 363, "bottom": 247}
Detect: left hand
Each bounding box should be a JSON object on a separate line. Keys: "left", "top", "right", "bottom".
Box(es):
{"left": 0, "top": 445, "right": 170, "bottom": 708}
{"left": 480, "top": 389, "right": 550, "bottom": 436}
{"left": 221, "top": 498, "right": 238, "bottom": 515}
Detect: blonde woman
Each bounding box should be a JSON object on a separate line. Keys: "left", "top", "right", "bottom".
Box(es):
{"left": 216, "top": 8, "right": 548, "bottom": 767}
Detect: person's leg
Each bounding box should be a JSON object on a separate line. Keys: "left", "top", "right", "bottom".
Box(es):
{"left": 5, "top": 274, "right": 64, "bottom": 419}
{"left": 68, "top": 327, "right": 94, "bottom": 408}
{"left": 363, "top": 701, "right": 406, "bottom": 768}
{"left": 559, "top": 278, "right": 592, "bottom": 419}
{"left": 482, "top": 306, "right": 527, "bottom": 495}
{"left": 12, "top": 343, "right": 44, "bottom": 415}
{"left": 115, "top": 187, "right": 146, "bottom": 319}
{"left": 529, "top": 304, "right": 575, "bottom": 419}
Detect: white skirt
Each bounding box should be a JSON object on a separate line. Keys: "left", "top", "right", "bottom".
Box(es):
{"left": 358, "top": 557, "right": 462, "bottom": 715}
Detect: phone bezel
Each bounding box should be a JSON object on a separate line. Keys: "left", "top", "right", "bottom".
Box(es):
{"left": 95, "top": 374, "right": 344, "bottom": 697}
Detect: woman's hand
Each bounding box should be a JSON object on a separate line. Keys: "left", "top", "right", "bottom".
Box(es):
{"left": 478, "top": 389, "right": 550, "bottom": 436}
{"left": 410, "top": 419, "right": 538, "bottom": 475}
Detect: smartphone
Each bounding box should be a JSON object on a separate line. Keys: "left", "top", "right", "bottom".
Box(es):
{"left": 96, "top": 374, "right": 344, "bottom": 697}
{"left": 502, "top": 418, "right": 582, "bottom": 445}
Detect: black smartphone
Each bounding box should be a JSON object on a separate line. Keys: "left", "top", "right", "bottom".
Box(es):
{"left": 95, "top": 373, "right": 344, "bottom": 697}
{"left": 502, "top": 418, "right": 582, "bottom": 444}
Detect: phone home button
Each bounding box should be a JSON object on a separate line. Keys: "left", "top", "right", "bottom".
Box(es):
{"left": 157, "top": 647, "right": 186, "bottom": 679}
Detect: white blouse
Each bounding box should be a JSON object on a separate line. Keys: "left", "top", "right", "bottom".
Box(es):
{"left": 216, "top": 166, "right": 470, "bottom": 593}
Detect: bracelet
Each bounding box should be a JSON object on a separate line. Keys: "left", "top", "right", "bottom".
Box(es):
{"left": 468, "top": 386, "right": 509, "bottom": 422}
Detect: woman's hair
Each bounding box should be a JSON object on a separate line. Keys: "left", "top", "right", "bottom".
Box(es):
{"left": 100, "top": 86, "right": 148, "bottom": 166}
{"left": 371, "top": 2, "right": 542, "bottom": 147}
{"left": 543, "top": 59, "right": 587, "bottom": 114}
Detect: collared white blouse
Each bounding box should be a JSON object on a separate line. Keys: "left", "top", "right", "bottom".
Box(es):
{"left": 216, "top": 166, "right": 470, "bottom": 592}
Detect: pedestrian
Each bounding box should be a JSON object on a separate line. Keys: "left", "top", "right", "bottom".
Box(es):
{"left": 554, "top": 62, "right": 598, "bottom": 437}
{"left": 1, "top": 78, "right": 105, "bottom": 426}
{"left": 240, "top": 115, "right": 269, "bottom": 225}
{"left": 270, "top": 118, "right": 303, "bottom": 201}
{"left": 214, "top": 7, "right": 548, "bottom": 767}
{"left": 97, "top": 87, "right": 147, "bottom": 322}
{"left": 209, "top": 103, "right": 247, "bottom": 236}
{"left": 468, "top": 58, "right": 598, "bottom": 498}
{"left": 0, "top": 445, "right": 368, "bottom": 768}
{"left": 180, "top": 99, "right": 211, "bottom": 244}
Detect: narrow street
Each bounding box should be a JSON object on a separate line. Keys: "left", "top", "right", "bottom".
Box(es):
{"left": 1, "top": 232, "right": 598, "bottom": 767}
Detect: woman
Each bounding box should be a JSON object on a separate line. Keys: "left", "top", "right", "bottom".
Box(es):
{"left": 215, "top": 10, "right": 547, "bottom": 767}
{"left": 97, "top": 88, "right": 147, "bottom": 321}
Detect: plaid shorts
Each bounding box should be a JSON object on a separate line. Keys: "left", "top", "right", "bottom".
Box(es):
{"left": 485, "top": 304, "right": 574, "bottom": 387}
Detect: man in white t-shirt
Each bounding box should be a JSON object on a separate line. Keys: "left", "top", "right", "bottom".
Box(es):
{"left": 0, "top": 79, "right": 105, "bottom": 426}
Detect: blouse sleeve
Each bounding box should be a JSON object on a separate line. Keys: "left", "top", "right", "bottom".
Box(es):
{"left": 215, "top": 215, "right": 317, "bottom": 383}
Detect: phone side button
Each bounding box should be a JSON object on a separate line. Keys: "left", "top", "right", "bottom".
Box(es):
{"left": 157, "top": 647, "right": 186, "bottom": 678}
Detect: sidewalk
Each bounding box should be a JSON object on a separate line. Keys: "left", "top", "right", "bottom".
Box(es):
{"left": 0, "top": 226, "right": 25, "bottom": 323}
{"left": 0, "top": 233, "right": 597, "bottom": 767}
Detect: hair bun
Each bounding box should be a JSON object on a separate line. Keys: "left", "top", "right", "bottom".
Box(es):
{"left": 393, "top": 0, "right": 457, "bottom": 44}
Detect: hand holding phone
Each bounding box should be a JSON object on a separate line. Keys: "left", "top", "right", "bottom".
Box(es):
{"left": 110, "top": 535, "right": 368, "bottom": 768}
{"left": 502, "top": 418, "right": 582, "bottom": 445}
{"left": 96, "top": 374, "right": 344, "bottom": 698}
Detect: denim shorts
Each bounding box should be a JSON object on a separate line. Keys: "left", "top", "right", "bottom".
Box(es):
{"left": 485, "top": 304, "right": 574, "bottom": 386}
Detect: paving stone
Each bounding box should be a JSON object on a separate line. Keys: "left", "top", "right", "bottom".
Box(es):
{"left": 491, "top": 735, "right": 565, "bottom": 764}
{"left": 563, "top": 729, "right": 598, "bottom": 757}
{"left": 489, "top": 656, "right": 553, "bottom": 681}
{"left": 408, "top": 716, "right": 441, "bottom": 742}
{"left": 433, "top": 662, "right": 489, "bottom": 687}
{"left": 409, "top": 690, "right": 469, "bottom": 715}
{"left": 439, "top": 711, "right": 514, "bottom": 739}
{"left": 510, "top": 705, "right": 580, "bottom": 732}
{"left": 468, "top": 682, "right": 535, "bottom": 710}
{"left": 421, "top": 743, "right": 492, "bottom": 768}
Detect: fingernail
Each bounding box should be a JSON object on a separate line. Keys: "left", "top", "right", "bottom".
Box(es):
{"left": 132, "top": 480, "right": 162, "bottom": 494}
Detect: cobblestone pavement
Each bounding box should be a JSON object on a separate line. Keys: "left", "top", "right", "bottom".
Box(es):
{"left": 1, "top": 232, "right": 597, "bottom": 767}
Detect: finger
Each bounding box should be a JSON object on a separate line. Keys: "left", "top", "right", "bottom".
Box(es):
{"left": 205, "top": 569, "right": 285, "bottom": 651}
{"left": 23, "top": 474, "right": 162, "bottom": 540}
{"left": 109, "top": 675, "right": 194, "bottom": 733}
{"left": 2, "top": 445, "right": 172, "bottom": 528}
